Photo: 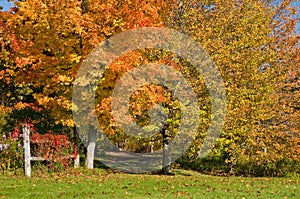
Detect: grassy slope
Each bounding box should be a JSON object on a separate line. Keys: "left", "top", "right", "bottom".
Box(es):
{"left": 0, "top": 169, "right": 299, "bottom": 199}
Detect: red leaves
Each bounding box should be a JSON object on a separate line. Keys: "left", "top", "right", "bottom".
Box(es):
{"left": 10, "top": 127, "right": 21, "bottom": 141}
{"left": 31, "top": 133, "right": 76, "bottom": 168}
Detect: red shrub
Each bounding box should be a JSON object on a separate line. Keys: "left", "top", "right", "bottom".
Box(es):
{"left": 31, "top": 133, "right": 77, "bottom": 170}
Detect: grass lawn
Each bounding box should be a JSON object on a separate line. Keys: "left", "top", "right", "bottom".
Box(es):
{"left": 0, "top": 168, "right": 299, "bottom": 199}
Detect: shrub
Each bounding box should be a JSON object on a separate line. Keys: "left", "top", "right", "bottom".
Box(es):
{"left": 31, "top": 133, "right": 77, "bottom": 172}
{"left": 0, "top": 127, "right": 24, "bottom": 173}
{"left": 0, "top": 123, "right": 77, "bottom": 174}
{"left": 235, "top": 157, "right": 300, "bottom": 177}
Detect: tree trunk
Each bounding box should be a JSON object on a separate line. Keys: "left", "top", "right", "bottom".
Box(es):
{"left": 162, "top": 128, "right": 173, "bottom": 175}
{"left": 85, "top": 125, "right": 96, "bottom": 169}
{"left": 73, "top": 125, "right": 80, "bottom": 168}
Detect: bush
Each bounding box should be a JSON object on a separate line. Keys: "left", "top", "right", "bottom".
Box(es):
{"left": 235, "top": 158, "right": 300, "bottom": 177}
{"left": 175, "top": 153, "right": 229, "bottom": 175}
{"left": 31, "top": 133, "right": 77, "bottom": 172}
{"left": 0, "top": 123, "right": 77, "bottom": 174}
{"left": 0, "top": 127, "right": 24, "bottom": 173}
{"left": 176, "top": 152, "right": 300, "bottom": 177}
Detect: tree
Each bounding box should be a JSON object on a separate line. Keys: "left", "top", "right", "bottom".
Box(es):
{"left": 7, "top": 0, "right": 175, "bottom": 171}
{"left": 7, "top": 0, "right": 171, "bottom": 125}
{"left": 166, "top": 0, "right": 300, "bottom": 175}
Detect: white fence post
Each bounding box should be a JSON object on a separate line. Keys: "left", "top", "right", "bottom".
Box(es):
{"left": 22, "top": 125, "right": 31, "bottom": 177}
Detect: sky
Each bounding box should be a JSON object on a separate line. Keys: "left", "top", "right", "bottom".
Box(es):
{"left": 0, "top": 0, "right": 299, "bottom": 31}
{"left": 0, "top": 0, "right": 14, "bottom": 11}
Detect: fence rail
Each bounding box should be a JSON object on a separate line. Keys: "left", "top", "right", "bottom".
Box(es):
{"left": 22, "top": 125, "right": 79, "bottom": 177}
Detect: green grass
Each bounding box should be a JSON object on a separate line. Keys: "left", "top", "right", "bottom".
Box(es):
{"left": 0, "top": 168, "right": 299, "bottom": 198}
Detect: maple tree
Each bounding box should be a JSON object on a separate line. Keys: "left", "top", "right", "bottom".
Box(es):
{"left": 5, "top": 0, "right": 171, "bottom": 126}
{"left": 3, "top": 0, "right": 175, "bottom": 171}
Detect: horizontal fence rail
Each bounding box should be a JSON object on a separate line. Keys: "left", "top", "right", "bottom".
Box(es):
{"left": 22, "top": 125, "right": 79, "bottom": 177}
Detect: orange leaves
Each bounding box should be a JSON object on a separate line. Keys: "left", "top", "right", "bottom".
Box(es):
{"left": 120, "top": 0, "right": 168, "bottom": 29}
{"left": 7, "top": 34, "right": 20, "bottom": 52}
{"left": 0, "top": 70, "right": 4, "bottom": 79}
{"left": 14, "top": 57, "right": 34, "bottom": 68}
{"left": 2, "top": 0, "right": 172, "bottom": 127}
{"left": 109, "top": 51, "right": 141, "bottom": 73}
{"left": 129, "top": 85, "right": 169, "bottom": 117}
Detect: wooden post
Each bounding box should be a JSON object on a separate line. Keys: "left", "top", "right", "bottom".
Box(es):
{"left": 23, "top": 125, "right": 31, "bottom": 177}
{"left": 74, "top": 125, "right": 80, "bottom": 168}
{"left": 85, "top": 125, "right": 96, "bottom": 169}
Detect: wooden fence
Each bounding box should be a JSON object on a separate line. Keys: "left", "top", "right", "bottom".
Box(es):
{"left": 22, "top": 125, "right": 80, "bottom": 177}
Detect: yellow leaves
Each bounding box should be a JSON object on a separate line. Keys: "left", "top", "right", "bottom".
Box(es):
{"left": 34, "top": 94, "right": 71, "bottom": 111}
{"left": 112, "top": 18, "right": 126, "bottom": 30}
{"left": 59, "top": 119, "right": 74, "bottom": 127}
{"left": 55, "top": 75, "right": 73, "bottom": 85}
{"left": 61, "top": 99, "right": 72, "bottom": 110}
{"left": 70, "top": 54, "right": 82, "bottom": 64}
{"left": 34, "top": 94, "right": 50, "bottom": 106}
{"left": 14, "top": 102, "right": 27, "bottom": 110}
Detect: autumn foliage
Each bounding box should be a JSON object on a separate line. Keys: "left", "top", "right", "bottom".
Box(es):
{"left": 0, "top": 0, "right": 299, "bottom": 176}
{"left": 31, "top": 133, "right": 77, "bottom": 170}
